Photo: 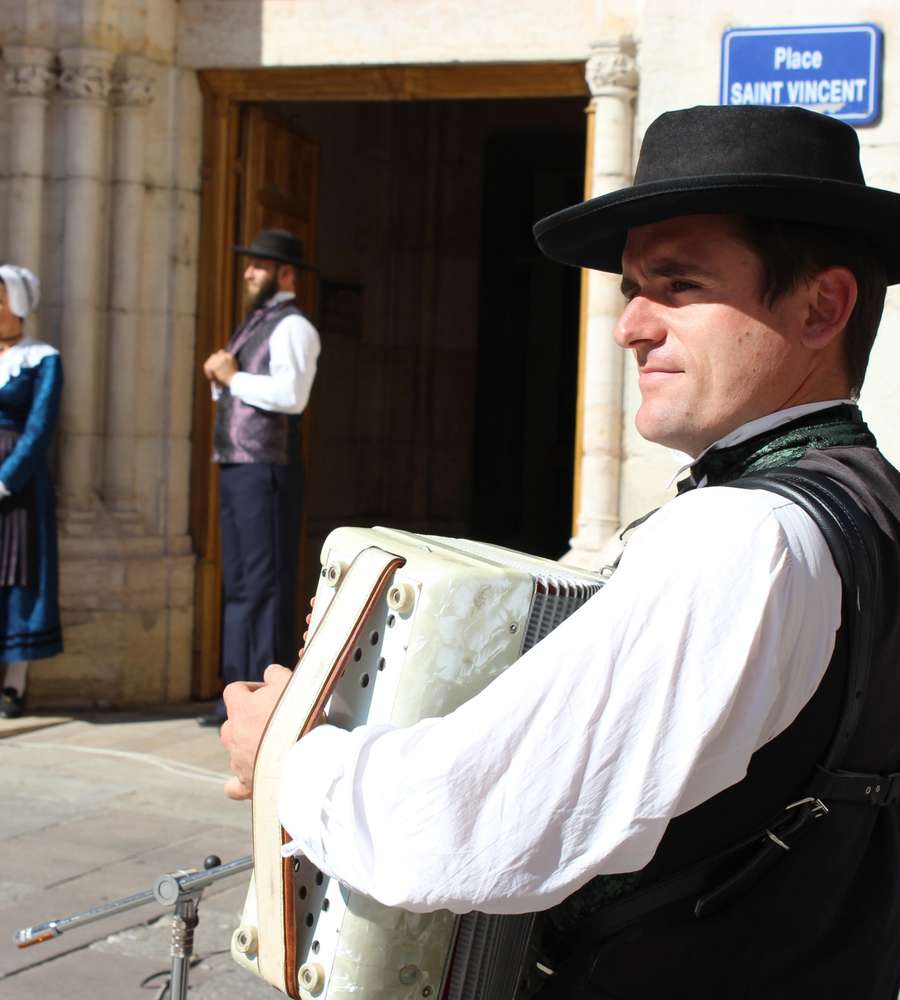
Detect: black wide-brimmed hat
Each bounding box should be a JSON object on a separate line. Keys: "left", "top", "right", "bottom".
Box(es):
{"left": 534, "top": 105, "right": 900, "bottom": 283}
{"left": 233, "top": 228, "right": 311, "bottom": 269}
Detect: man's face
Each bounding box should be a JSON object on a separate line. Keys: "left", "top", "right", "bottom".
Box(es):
{"left": 614, "top": 214, "right": 822, "bottom": 457}
{"left": 243, "top": 257, "right": 278, "bottom": 305}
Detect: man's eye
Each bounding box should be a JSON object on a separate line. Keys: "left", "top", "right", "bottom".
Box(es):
{"left": 670, "top": 280, "right": 698, "bottom": 293}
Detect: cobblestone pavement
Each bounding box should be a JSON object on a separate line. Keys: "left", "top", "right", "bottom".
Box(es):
{"left": 0, "top": 709, "right": 282, "bottom": 999}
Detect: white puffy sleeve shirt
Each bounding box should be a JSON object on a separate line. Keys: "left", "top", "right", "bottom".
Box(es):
{"left": 278, "top": 486, "right": 842, "bottom": 914}
{"left": 211, "top": 308, "right": 320, "bottom": 414}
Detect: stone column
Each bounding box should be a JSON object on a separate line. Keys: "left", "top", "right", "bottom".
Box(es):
{"left": 104, "top": 56, "right": 156, "bottom": 522}
{"left": 57, "top": 48, "right": 114, "bottom": 515}
{"left": 3, "top": 46, "right": 56, "bottom": 340}
{"left": 567, "top": 38, "right": 638, "bottom": 566}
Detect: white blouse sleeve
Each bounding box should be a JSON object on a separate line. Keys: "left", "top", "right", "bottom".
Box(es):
{"left": 278, "top": 486, "right": 842, "bottom": 914}
{"left": 228, "top": 314, "right": 320, "bottom": 414}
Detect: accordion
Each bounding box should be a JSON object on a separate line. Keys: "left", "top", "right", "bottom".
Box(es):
{"left": 231, "top": 526, "right": 604, "bottom": 998}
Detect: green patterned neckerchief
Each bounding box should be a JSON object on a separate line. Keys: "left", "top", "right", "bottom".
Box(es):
{"left": 679, "top": 403, "right": 875, "bottom": 492}
{"left": 616, "top": 404, "right": 875, "bottom": 547}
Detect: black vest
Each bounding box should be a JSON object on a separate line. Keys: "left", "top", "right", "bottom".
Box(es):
{"left": 213, "top": 299, "right": 303, "bottom": 465}
{"left": 545, "top": 444, "right": 900, "bottom": 1000}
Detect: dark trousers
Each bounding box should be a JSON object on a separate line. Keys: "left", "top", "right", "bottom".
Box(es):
{"left": 216, "top": 462, "right": 303, "bottom": 717}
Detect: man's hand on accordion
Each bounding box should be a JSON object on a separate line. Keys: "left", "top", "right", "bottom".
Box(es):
{"left": 220, "top": 664, "right": 292, "bottom": 800}
{"left": 298, "top": 597, "right": 315, "bottom": 654}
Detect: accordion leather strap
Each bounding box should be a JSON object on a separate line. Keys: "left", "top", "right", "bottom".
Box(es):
{"left": 250, "top": 546, "right": 405, "bottom": 997}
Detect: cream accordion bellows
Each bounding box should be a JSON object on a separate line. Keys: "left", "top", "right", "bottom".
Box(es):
{"left": 232, "top": 526, "right": 605, "bottom": 999}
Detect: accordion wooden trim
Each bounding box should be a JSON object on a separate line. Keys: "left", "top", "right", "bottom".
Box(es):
{"left": 232, "top": 526, "right": 605, "bottom": 998}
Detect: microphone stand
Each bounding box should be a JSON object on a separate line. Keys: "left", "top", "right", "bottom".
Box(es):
{"left": 14, "top": 854, "right": 253, "bottom": 1000}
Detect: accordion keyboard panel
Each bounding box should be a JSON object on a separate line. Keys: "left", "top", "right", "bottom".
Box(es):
{"left": 444, "top": 912, "right": 536, "bottom": 999}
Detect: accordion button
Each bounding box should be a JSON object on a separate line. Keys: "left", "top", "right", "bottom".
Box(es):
{"left": 232, "top": 924, "right": 258, "bottom": 954}
{"left": 324, "top": 560, "right": 347, "bottom": 587}
{"left": 299, "top": 962, "right": 325, "bottom": 993}
{"left": 387, "top": 582, "right": 415, "bottom": 614}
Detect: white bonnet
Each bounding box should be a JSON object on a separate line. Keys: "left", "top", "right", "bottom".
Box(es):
{"left": 0, "top": 265, "right": 40, "bottom": 319}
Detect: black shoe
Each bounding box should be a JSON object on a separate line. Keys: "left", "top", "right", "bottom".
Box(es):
{"left": 0, "top": 687, "right": 23, "bottom": 719}
{"left": 196, "top": 713, "right": 225, "bottom": 728}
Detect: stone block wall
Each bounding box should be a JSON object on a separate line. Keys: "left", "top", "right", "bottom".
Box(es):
{"left": 35, "top": 541, "right": 194, "bottom": 707}
{"left": 178, "top": 0, "right": 598, "bottom": 68}
{"left": 0, "top": 0, "right": 202, "bottom": 708}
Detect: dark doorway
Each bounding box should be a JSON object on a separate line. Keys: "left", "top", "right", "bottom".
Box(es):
{"left": 235, "top": 97, "right": 585, "bottom": 599}
{"left": 472, "top": 134, "right": 583, "bottom": 556}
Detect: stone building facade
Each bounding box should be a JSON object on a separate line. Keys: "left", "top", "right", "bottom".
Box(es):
{"left": 1, "top": 0, "right": 897, "bottom": 708}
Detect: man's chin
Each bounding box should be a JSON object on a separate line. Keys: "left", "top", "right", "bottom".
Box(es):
{"left": 249, "top": 280, "right": 278, "bottom": 309}
{"left": 634, "top": 410, "right": 697, "bottom": 456}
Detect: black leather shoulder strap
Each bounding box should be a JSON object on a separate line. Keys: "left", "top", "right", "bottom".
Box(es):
{"left": 569, "top": 468, "right": 886, "bottom": 944}
{"left": 733, "top": 468, "right": 881, "bottom": 769}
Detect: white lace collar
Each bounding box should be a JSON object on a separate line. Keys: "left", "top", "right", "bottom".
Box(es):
{"left": 0, "top": 338, "right": 59, "bottom": 390}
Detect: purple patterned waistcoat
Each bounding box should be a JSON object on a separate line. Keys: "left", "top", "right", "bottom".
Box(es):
{"left": 212, "top": 299, "right": 302, "bottom": 465}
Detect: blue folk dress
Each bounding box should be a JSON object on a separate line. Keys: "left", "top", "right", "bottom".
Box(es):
{"left": 0, "top": 340, "right": 63, "bottom": 662}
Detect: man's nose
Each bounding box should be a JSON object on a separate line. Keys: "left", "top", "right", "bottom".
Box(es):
{"left": 613, "top": 295, "right": 666, "bottom": 349}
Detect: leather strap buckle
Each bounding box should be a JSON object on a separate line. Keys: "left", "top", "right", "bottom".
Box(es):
{"left": 765, "top": 797, "right": 829, "bottom": 851}
{"left": 784, "top": 796, "right": 830, "bottom": 818}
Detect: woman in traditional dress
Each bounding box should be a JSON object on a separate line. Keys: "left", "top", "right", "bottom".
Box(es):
{"left": 0, "top": 265, "right": 63, "bottom": 719}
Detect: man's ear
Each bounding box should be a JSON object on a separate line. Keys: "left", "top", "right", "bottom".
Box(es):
{"left": 801, "top": 266, "right": 857, "bottom": 350}
{"left": 276, "top": 263, "right": 297, "bottom": 292}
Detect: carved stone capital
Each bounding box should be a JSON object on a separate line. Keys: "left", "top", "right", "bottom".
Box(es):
{"left": 3, "top": 46, "right": 56, "bottom": 99}
{"left": 111, "top": 75, "right": 156, "bottom": 107}
{"left": 59, "top": 48, "right": 114, "bottom": 102}
{"left": 586, "top": 38, "right": 638, "bottom": 97}
{"left": 111, "top": 56, "right": 156, "bottom": 108}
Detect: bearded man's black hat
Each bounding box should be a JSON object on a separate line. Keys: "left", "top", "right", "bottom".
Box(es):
{"left": 233, "top": 229, "right": 312, "bottom": 269}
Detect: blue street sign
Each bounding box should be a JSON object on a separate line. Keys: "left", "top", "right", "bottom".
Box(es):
{"left": 721, "top": 23, "right": 882, "bottom": 126}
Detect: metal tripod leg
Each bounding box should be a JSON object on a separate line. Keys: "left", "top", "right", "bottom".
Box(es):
{"left": 152, "top": 855, "right": 230, "bottom": 1000}
{"left": 168, "top": 891, "right": 201, "bottom": 1000}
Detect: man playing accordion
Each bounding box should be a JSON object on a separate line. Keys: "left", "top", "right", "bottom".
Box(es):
{"left": 222, "top": 105, "right": 900, "bottom": 999}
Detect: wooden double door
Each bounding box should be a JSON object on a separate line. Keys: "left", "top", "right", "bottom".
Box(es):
{"left": 191, "top": 106, "right": 319, "bottom": 699}
{"left": 191, "top": 66, "right": 588, "bottom": 701}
